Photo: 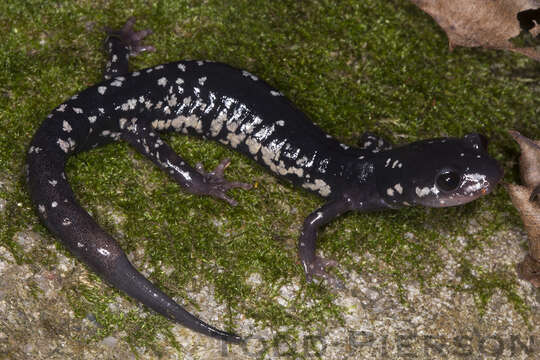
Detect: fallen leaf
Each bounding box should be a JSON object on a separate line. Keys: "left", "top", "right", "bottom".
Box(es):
{"left": 505, "top": 131, "right": 540, "bottom": 287}
{"left": 410, "top": 0, "right": 540, "bottom": 61}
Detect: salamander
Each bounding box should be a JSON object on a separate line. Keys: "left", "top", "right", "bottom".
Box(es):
{"left": 27, "top": 18, "right": 503, "bottom": 343}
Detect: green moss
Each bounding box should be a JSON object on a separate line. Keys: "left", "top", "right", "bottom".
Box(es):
{"left": 454, "top": 259, "right": 530, "bottom": 320}
{"left": 0, "top": 0, "right": 538, "bottom": 357}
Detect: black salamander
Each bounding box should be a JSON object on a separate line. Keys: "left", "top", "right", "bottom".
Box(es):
{"left": 27, "top": 18, "right": 504, "bottom": 342}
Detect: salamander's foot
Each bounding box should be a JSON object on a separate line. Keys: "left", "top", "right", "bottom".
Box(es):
{"left": 105, "top": 16, "right": 155, "bottom": 55}
{"left": 304, "top": 256, "right": 343, "bottom": 289}
{"left": 193, "top": 158, "right": 252, "bottom": 206}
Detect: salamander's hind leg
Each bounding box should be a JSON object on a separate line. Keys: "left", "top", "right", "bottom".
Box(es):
{"left": 103, "top": 17, "right": 155, "bottom": 79}
{"left": 120, "top": 119, "right": 252, "bottom": 205}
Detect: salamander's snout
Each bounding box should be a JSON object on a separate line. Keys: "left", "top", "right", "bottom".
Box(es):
{"left": 483, "top": 156, "right": 504, "bottom": 194}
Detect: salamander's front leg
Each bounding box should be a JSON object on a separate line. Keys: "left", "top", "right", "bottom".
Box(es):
{"left": 299, "top": 197, "right": 353, "bottom": 284}
{"left": 121, "top": 120, "right": 251, "bottom": 205}
{"left": 103, "top": 17, "right": 155, "bottom": 79}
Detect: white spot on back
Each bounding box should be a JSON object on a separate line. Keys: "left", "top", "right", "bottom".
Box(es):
{"left": 62, "top": 121, "right": 72, "bottom": 133}
{"left": 302, "top": 179, "right": 332, "bottom": 197}
{"left": 57, "top": 138, "right": 70, "bottom": 153}
{"left": 210, "top": 112, "right": 227, "bottom": 137}
{"left": 241, "top": 70, "right": 258, "bottom": 81}
{"left": 245, "top": 137, "right": 261, "bottom": 155}
{"left": 98, "top": 86, "right": 107, "bottom": 95}
{"left": 119, "top": 118, "right": 127, "bottom": 129}
{"left": 157, "top": 77, "right": 167, "bottom": 87}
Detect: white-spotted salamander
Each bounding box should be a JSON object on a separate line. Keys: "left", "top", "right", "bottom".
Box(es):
{"left": 27, "top": 18, "right": 503, "bottom": 342}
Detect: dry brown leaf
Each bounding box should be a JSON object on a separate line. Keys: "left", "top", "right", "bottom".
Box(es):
{"left": 410, "top": 0, "right": 540, "bottom": 61}
{"left": 505, "top": 131, "right": 540, "bottom": 287}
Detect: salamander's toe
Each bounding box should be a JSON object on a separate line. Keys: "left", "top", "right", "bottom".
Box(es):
{"left": 193, "top": 159, "right": 252, "bottom": 206}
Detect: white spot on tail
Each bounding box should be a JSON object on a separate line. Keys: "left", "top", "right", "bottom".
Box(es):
{"left": 97, "top": 248, "right": 110, "bottom": 256}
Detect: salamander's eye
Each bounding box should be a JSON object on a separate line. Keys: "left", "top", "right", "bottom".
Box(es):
{"left": 435, "top": 170, "right": 461, "bottom": 192}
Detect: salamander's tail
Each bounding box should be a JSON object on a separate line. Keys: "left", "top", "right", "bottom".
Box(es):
{"left": 27, "top": 142, "right": 242, "bottom": 343}
{"left": 106, "top": 254, "right": 243, "bottom": 343}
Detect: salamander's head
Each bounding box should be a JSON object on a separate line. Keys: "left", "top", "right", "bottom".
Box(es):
{"left": 375, "top": 133, "right": 503, "bottom": 208}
